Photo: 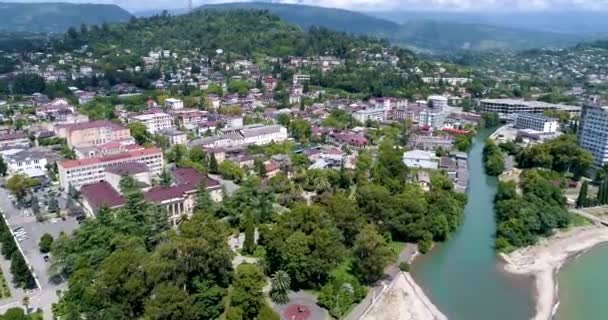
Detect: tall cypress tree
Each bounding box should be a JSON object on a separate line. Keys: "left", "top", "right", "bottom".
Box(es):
{"left": 577, "top": 181, "right": 589, "bottom": 208}
{"left": 209, "top": 153, "right": 219, "bottom": 174}
{"left": 242, "top": 211, "right": 256, "bottom": 255}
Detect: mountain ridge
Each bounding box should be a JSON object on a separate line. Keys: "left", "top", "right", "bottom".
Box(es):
{"left": 196, "top": 2, "right": 587, "bottom": 52}
{"left": 0, "top": 2, "right": 132, "bottom": 33}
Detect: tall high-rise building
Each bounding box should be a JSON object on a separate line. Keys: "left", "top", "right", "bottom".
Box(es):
{"left": 578, "top": 104, "right": 608, "bottom": 168}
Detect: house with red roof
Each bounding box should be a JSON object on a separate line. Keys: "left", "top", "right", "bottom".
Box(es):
{"left": 80, "top": 167, "right": 222, "bottom": 225}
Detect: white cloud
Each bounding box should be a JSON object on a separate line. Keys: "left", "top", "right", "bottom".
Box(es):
{"left": 8, "top": 0, "right": 608, "bottom": 11}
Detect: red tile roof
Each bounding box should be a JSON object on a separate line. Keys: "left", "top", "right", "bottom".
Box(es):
{"left": 81, "top": 181, "right": 124, "bottom": 210}
{"left": 60, "top": 147, "right": 162, "bottom": 169}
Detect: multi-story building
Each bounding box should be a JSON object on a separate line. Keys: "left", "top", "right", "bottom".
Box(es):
{"left": 578, "top": 104, "right": 608, "bottom": 168}
{"left": 514, "top": 113, "right": 558, "bottom": 133}
{"left": 189, "top": 124, "right": 288, "bottom": 149}
{"left": 3, "top": 148, "right": 56, "bottom": 177}
{"left": 479, "top": 99, "right": 581, "bottom": 120}
{"left": 0, "top": 133, "right": 30, "bottom": 148}
{"left": 164, "top": 98, "right": 184, "bottom": 110}
{"left": 419, "top": 109, "right": 448, "bottom": 129}
{"left": 58, "top": 147, "right": 164, "bottom": 190}
{"left": 160, "top": 128, "right": 188, "bottom": 146}
{"left": 402, "top": 150, "right": 439, "bottom": 170}
{"left": 55, "top": 121, "right": 131, "bottom": 148}
{"left": 352, "top": 107, "right": 386, "bottom": 123}
{"left": 129, "top": 112, "right": 173, "bottom": 134}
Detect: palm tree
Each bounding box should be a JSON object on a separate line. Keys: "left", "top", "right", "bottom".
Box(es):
{"left": 270, "top": 270, "right": 290, "bottom": 304}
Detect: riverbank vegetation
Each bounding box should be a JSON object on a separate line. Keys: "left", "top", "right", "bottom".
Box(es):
{"left": 494, "top": 169, "right": 571, "bottom": 252}
{"left": 483, "top": 139, "right": 505, "bottom": 176}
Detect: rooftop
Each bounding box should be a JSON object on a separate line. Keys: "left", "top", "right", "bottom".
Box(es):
{"left": 60, "top": 147, "right": 162, "bottom": 169}
{"left": 105, "top": 162, "right": 150, "bottom": 176}
{"left": 81, "top": 181, "right": 125, "bottom": 211}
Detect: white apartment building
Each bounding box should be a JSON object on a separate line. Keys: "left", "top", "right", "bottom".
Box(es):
{"left": 428, "top": 95, "right": 449, "bottom": 109}
{"left": 578, "top": 104, "right": 608, "bottom": 168}
{"left": 58, "top": 147, "right": 164, "bottom": 190}
{"left": 419, "top": 109, "right": 448, "bottom": 129}
{"left": 402, "top": 150, "right": 439, "bottom": 170}
{"left": 352, "top": 107, "right": 386, "bottom": 123}
{"left": 479, "top": 99, "right": 581, "bottom": 120}
{"left": 514, "top": 113, "right": 558, "bottom": 133}
{"left": 164, "top": 98, "right": 184, "bottom": 110}
{"left": 129, "top": 112, "right": 174, "bottom": 134}
{"left": 4, "top": 150, "right": 49, "bottom": 177}
{"left": 189, "top": 124, "right": 288, "bottom": 149}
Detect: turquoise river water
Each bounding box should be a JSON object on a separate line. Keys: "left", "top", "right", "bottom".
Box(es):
{"left": 412, "top": 129, "right": 608, "bottom": 320}
{"left": 411, "top": 129, "right": 535, "bottom": 320}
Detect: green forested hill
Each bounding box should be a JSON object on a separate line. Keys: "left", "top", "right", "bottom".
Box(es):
{"left": 0, "top": 2, "right": 132, "bottom": 33}
{"left": 60, "top": 9, "right": 411, "bottom": 61}
{"left": 199, "top": 2, "right": 401, "bottom": 36}
{"left": 198, "top": 2, "right": 585, "bottom": 52}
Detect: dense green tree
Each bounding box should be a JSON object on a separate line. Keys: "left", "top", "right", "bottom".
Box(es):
{"left": 159, "top": 168, "right": 172, "bottom": 187}
{"left": 230, "top": 264, "right": 266, "bottom": 319}
{"left": 10, "top": 251, "right": 35, "bottom": 289}
{"left": 47, "top": 198, "right": 59, "bottom": 214}
{"left": 576, "top": 181, "right": 589, "bottom": 208}
{"left": 242, "top": 211, "right": 256, "bottom": 255}
{"left": 352, "top": 224, "right": 394, "bottom": 283}
{"left": 38, "top": 233, "right": 53, "bottom": 254}
{"left": 483, "top": 139, "right": 505, "bottom": 176}
{"left": 209, "top": 153, "right": 219, "bottom": 174}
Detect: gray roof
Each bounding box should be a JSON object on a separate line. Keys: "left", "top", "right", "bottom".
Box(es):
{"left": 240, "top": 125, "right": 284, "bottom": 137}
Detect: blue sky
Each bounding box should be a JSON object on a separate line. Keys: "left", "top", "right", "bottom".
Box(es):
{"left": 9, "top": 0, "right": 608, "bottom": 11}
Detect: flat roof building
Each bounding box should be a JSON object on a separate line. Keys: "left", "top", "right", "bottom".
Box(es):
{"left": 58, "top": 147, "right": 164, "bottom": 190}
{"left": 479, "top": 99, "right": 580, "bottom": 120}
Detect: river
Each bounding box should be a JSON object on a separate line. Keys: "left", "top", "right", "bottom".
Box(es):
{"left": 411, "top": 129, "right": 535, "bottom": 320}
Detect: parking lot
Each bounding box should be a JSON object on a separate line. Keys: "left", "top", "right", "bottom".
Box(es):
{"left": 0, "top": 186, "right": 79, "bottom": 319}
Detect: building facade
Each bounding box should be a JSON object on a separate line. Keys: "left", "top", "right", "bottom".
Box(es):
{"left": 58, "top": 147, "right": 164, "bottom": 190}
{"left": 352, "top": 107, "right": 386, "bottom": 123}
{"left": 55, "top": 121, "right": 131, "bottom": 148}
{"left": 129, "top": 112, "right": 174, "bottom": 134}
{"left": 514, "top": 113, "right": 558, "bottom": 133}
{"left": 578, "top": 104, "right": 608, "bottom": 168}
{"left": 479, "top": 99, "right": 581, "bottom": 120}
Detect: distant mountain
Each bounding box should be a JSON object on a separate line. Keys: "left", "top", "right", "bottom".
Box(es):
{"left": 393, "top": 20, "right": 583, "bottom": 51}
{"left": 368, "top": 10, "right": 608, "bottom": 35}
{"left": 0, "top": 2, "right": 132, "bottom": 33}
{"left": 198, "top": 2, "right": 586, "bottom": 52}
{"left": 199, "top": 2, "right": 400, "bottom": 36}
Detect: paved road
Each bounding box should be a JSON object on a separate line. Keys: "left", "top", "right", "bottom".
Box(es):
{"left": 0, "top": 188, "right": 78, "bottom": 319}
{"left": 272, "top": 291, "right": 328, "bottom": 320}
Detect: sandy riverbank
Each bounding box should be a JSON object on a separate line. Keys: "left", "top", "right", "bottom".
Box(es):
{"left": 362, "top": 271, "right": 447, "bottom": 320}
{"left": 501, "top": 225, "right": 608, "bottom": 320}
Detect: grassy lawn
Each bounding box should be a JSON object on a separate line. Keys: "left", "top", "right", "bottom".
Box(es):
{"left": 390, "top": 241, "right": 407, "bottom": 257}
{"left": 569, "top": 214, "right": 593, "bottom": 228}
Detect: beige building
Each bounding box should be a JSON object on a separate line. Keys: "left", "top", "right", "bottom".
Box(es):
{"left": 55, "top": 120, "right": 131, "bottom": 148}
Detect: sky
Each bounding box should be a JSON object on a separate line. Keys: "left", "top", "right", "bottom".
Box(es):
{"left": 7, "top": 0, "right": 608, "bottom": 12}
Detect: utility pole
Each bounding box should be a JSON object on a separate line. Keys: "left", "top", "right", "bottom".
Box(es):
{"left": 188, "top": 0, "right": 193, "bottom": 12}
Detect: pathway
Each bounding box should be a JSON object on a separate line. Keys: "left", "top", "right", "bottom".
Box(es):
{"left": 570, "top": 208, "right": 608, "bottom": 226}
{"left": 344, "top": 243, "right": 418, "bottom": 320}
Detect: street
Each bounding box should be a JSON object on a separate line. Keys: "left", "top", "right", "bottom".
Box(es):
{"left": 0, "top": 187, "right": 78, "bottom": 319}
